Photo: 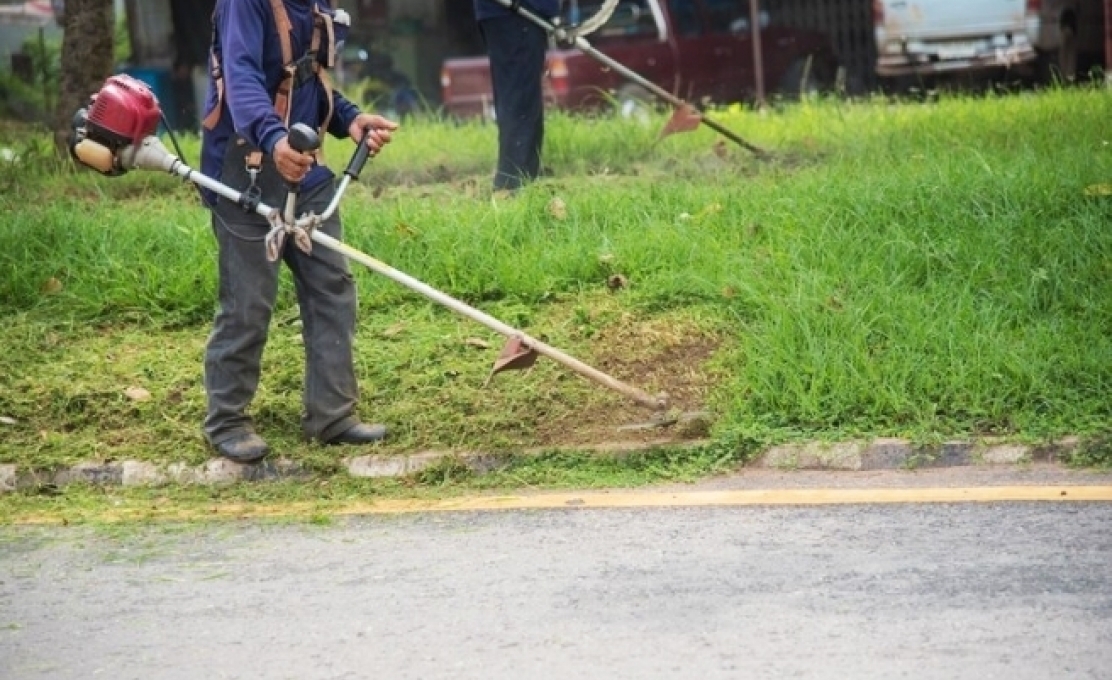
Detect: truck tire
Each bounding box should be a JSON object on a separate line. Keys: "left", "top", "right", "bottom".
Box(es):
{"left": 1057, "top": 20, "right": 1078, "bottom": 82}
{"left": 1035, "top": 14, "right": 1080, "bottom": 86}
{"left": 778, "top": 56, "right": 834, "bottom": 99}
{"left": 615, "top": 84, "right": 653, "bottom": 123}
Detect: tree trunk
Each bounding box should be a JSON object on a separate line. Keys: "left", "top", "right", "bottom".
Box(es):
{"left": 53, "top": 0, "right": 115, "bottom": 155}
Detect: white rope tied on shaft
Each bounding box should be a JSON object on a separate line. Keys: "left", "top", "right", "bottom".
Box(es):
{"left": 566, "top": 0, "right": 619, "bottom": 39}
{"left": 542, "top": 0, "right": 620, "bottom": 46}
{"left": 264, "top": 210, "right": 318, "bottom": 262}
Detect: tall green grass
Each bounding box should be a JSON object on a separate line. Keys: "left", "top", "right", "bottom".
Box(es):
{"left": 1, "top": 86, "right": 1110, "bottom": 466}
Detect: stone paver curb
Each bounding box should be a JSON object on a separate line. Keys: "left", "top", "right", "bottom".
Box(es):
{"left": 752, "top": 437, "right": 1073, "bottom": 471}
{"left": 0, "top": 437, "right": 1087, "bottom": 494}
{"left": 0, "top": 464, "right": 17, "bottom": 493}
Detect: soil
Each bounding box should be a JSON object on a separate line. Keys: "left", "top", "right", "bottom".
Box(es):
{"left": 532, "top": 322, "right": 721, "bottom": 448}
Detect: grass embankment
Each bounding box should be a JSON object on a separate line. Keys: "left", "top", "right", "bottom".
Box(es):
{"left": 2, "top": 87, "right": 1111, "bottom": 488}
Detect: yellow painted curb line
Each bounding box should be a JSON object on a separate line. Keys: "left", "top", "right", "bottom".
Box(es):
{"left": 6, "top": 486, "right": 1112, "bottom": 525}
{"left": 354, "top": 486, "right": 1112, "bottom": 512}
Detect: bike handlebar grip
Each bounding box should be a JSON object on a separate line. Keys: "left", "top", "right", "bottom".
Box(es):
{"left": 288, "top": 123, "right": 320, "bottom": 154}
{"left": 344, "top": 126, "right": 374, "bottom": 180}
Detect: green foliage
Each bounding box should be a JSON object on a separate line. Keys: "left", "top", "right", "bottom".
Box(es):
{"left": 0, "top": 31, "right": 60, "bottom": 121}
{"left": 114, "top": 16, "right": 131, "bottom": 64}
{"left": 0, "top": 15, "right": 130, "bottom": 122}
{"left": 1063, "top": 433, "right": 1112, "bottom": 468}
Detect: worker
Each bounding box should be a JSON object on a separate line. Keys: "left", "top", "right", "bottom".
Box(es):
{"left": 473, "top": 0, "right": 558, "bottom": 191}
{"left": 199, "top": 0, "right": 398, "bottom": 463}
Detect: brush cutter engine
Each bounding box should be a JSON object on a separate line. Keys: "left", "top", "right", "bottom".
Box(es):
{"left": 69, "top": 74, "right": 162, "bottom": 176}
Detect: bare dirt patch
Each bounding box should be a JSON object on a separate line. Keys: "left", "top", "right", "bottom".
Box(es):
{"left": 532, "top": 316, "right": 722, "bottom": 448}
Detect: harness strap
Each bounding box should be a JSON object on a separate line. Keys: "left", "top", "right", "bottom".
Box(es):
{"left": 316, "top": 6, "right": 337, "bottom": 68}
{"left": 312, "top": 6, "right": 335, "bottom": 141}
{"left": 204, "top": 0, "right": 335, "bottom": 145}
{"left": 201, "top": 17, "right": 224, "bottom": 130}
{"left": 270, "top": 0, "right": 295, "bottom": 127}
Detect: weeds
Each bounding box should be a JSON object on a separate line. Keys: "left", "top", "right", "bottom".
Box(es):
{"left": 1063, "top": 433, "right": 1112, "bottom": 469}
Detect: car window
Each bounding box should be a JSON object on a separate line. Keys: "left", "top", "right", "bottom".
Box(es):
{"left": 668, "top": 0, "right": 702, "bottom": 36}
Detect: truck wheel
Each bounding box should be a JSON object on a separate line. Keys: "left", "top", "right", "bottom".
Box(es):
{"left": 778, "top": 56, "right": 833, "bottom": 99}
{"left": 615, "top": 85, "right": 653, "bottom": 123}
{"left": 1057, "top": 21, "right": 1078, "bottom": 82}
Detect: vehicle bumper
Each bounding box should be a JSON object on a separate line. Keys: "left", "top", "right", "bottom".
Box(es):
{"left": 876, "top": 42, "right": 1037, "bottom": 77}
{"left": 442, "top": 97, "right": 497, "bottom": 121}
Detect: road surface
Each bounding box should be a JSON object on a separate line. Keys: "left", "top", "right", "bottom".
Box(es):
{"left": 2, "top": 468, "right": 1111, "bottom": 679}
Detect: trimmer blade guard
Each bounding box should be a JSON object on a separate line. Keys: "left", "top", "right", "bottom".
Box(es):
{"left": 485, "top": 336, "right": 539, "bottom": 385}
{"left": 659, "top": 104, "right": 702, "bottom": 139}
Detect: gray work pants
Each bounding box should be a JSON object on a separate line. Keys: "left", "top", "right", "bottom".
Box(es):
{"left": 204, "top": 179, "right": 359, "bottom": 446}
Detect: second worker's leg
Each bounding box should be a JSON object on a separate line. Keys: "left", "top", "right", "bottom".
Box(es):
{"left": 481, "top": 15, "right": 548, "bottom": 190}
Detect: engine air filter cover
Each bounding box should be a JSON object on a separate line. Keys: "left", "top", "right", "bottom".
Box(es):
{"left": 85, "top": 74, "right": 162, "bottom": 149}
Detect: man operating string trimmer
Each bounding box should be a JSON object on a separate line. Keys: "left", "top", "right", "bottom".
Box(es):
{"left": 199, "top": 0, "right": 398, "bottom": 464}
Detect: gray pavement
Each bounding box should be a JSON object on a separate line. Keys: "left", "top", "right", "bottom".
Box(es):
{"left": 2, "top": 481, "right": 1111, "bottom": 679}
{"left": 655, "top": 463, "right": 1112, "bottom": 490}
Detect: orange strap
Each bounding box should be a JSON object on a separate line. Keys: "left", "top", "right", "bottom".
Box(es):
{"left": 269, "top": 0, "right": 295, "bottom": 126}
{"left": 201, "top": 49, "right": 223, "bottom": 130}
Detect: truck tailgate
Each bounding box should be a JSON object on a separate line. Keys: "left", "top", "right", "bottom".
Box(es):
{"left": 879, "top": 0, "right": 1028, "bottom": 40}
{"left": 875, "top": 0, "right": 1035, "bottom": 75}
{"left": 440, "top": 56, "right": 495, "bottom": 119}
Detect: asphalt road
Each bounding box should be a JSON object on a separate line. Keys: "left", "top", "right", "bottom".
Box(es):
{"left": 2, "top": 474, "right": 1111, "bottom": 679}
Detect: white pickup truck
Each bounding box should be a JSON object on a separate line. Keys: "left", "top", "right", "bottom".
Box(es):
{"left": 874, "top": 0, "right": 1105, "bottom": 82}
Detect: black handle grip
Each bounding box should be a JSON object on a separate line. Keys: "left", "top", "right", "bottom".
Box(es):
{"left": 344, "top": 126, "right": 374, "bottom": 180}
{"left": 284, "top": 123, "right": 320, "bottom": 194}
{"left": 288, "top": 123, "right": 320, "bottom": 154}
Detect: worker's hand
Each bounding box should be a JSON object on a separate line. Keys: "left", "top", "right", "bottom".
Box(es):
{"left": 273, "top": 135, "right": 315, "bottom": 184}
{"left": 349, "top": 113, "right": 399, "bottom": 154}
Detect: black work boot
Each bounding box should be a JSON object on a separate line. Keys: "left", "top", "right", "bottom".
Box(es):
{"left": 324, "top": 423, "right": 388, "bottom": 446}
{"left": 212, "top": 432, "right": 270, "bottom": 464}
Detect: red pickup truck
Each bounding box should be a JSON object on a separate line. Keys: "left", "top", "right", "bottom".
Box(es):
{"left": 440, "top": 0, "right": 840, "bottom": 119}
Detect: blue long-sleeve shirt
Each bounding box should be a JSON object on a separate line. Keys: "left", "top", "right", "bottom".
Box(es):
{"left": 474, "top": 0, "right": 560, "bottom": 21}
{"left": 200, "top": 0, "right": 360, "bottom": 205}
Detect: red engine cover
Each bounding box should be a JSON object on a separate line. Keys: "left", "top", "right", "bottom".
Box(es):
{"left": 86, "top": 74, "right": 162, "bottom": 147}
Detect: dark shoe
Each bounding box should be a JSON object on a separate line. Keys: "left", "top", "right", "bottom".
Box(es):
{"left": 212, "top": 432, "right": 270, "bottom": 464}
{"left": 324, "top": 422, "right": 388, "bottom": 446}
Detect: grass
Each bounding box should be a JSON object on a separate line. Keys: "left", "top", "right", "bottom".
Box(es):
{"left": 2, "top": 85, "right": 1112, "bottom": 486}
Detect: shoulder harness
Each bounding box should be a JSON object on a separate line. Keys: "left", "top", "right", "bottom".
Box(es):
{"left": 203, "top": 0, "right": 340, "bottom": 145}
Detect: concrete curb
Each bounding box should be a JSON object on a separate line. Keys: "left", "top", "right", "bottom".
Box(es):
{"left": 0, "top": 436, "right": 1085, "bottom": 494}
{"left": 753, "top": 437, "right": 1079, "bottom": 471}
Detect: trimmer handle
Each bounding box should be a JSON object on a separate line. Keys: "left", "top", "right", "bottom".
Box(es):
{"left": 343, "top": 126, "right": 375, "bottom": 180}
{"left": 283, "top": 123, "right": 320, "bottom": 223}
{"left": 287, "top": 123, "right": 320, "bottom": 155}
{"left": 285, "top": 123, "right": 320, "bottom": 189}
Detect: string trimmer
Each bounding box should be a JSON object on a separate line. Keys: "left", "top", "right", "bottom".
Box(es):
{"left": 68, "top": 75, "right": 672, "bottom": 414}
{"left": 493, "top": 0, "right": 767, "bottom": 157}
